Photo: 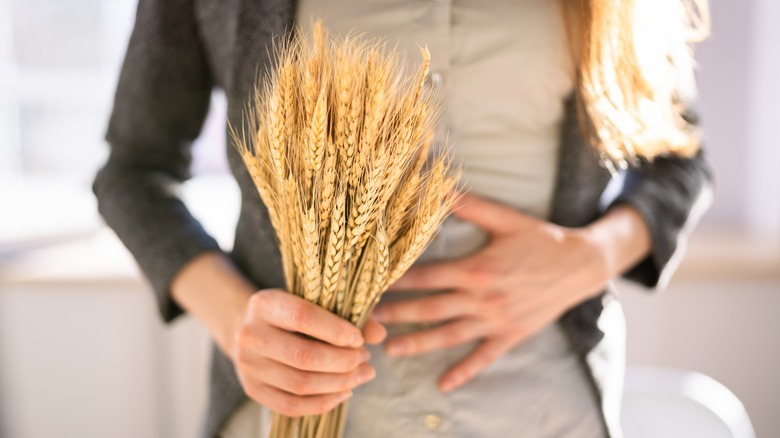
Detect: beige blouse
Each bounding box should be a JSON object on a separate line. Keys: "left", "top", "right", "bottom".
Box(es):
{"left": 221, "top": 1, "right": 605, "bottom": 437}
{"left": 295, "top": 0, "right": 575, "bottom": 260}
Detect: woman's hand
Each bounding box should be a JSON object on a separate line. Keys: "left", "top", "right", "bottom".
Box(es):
{"left": 171, "top": 252, "right": 387, "bottom": 417}
{"left": 372, "top": 193, "right": 650, "bottom": 393}
{"left": 231, "top": 289, "right": 387, "bottom": 416}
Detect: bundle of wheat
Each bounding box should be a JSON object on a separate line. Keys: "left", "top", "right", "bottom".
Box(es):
{"left": 233, "top": 21, "right": 459, "bottom": 438}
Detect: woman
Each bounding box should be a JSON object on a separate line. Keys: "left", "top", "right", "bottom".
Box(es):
{"left": 93, "top": 0, "right": 713, "bottom": 437}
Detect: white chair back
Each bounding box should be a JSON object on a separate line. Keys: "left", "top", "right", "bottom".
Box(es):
{"left": 621, "top": 366, "right": 756, "bottom": 438}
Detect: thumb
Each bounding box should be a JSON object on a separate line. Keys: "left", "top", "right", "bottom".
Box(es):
{"left": 362, "top": 317, "right": 388, "bottom": 345}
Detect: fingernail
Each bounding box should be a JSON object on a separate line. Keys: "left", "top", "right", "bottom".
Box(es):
{"left": 349, "top": 331, "right": 364, "bottom": 348}
{"left": 335, "top": 390, "right": 353, "bottom": 404}
{"left": 357, "top": 366, "right": 376, "bottom": 384}
{"left": 440, "top": 374, "right": 461, "bottom": 393}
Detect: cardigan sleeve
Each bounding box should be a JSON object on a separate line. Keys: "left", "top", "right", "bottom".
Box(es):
{"left": 92, "top": 0, "right": 221, "bottom": 322}
{"left": 611, "top": 148, "right": 714, "bottom": 289}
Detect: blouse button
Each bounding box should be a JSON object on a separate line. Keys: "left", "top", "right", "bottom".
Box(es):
{"left": 430, "top": 71, "right": 444, "bottom": 87}
{"left": 425, "top": 71, "right": 444, "bottom": 89}
{"left": 422, "top": 413, "right": 442, "bottom": 430}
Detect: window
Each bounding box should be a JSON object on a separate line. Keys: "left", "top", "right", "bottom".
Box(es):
{"left": 0, "top": 0, "right": 227, "bottom": 183}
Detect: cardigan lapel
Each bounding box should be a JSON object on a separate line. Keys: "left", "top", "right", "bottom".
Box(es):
{"left": 549, "top": 95, "right": 612, "bottom": 228}
{"left": 228, "top": 0, "right": 297, "bottom": 103}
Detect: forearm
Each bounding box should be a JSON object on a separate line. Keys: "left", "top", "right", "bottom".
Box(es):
{"left": 584, "top": 204, "right": 652, "bottom": 280}
{"left": 94, "top": 162, "right": 222, "bottom": 321}
{"left": 171, "top": 251, "right": 256, "bottom": 357}
{"left": 95, "top": 0, "right": 218, "bottom": 320}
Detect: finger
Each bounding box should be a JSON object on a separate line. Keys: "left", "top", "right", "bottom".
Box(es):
{"left": 452, "top": 193, "right": 538, "bottom": 235}
{"left": 362, "top": 317, "right": 388, "bottom": 345}
{"left": 438, "top": 336, "right": 518, "bottom": 393}
{"left": 245, "top": 357, "right": 376, "bottom": 396}
{"left": 247, "top": 382, "right": 353, "bottom": 417}
{"left": 387, "top": 261, "right": 470, "bottom": 291}
{"left": 236, "top": 323, "right": 370, "bottom": 373}
{"left": 251, "top": 289, "right": 364, "bottom": 347}
{"left": 372, "top": 292, "right": 476, "bottom": 324}
{"left": 385, "top": 318, "right": 482, "bottom": 357}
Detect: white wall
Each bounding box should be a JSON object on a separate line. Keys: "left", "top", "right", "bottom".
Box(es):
{"left": 696, "top": 0, "right": 780, "bottom": 233}
{"left": 0, "top": 283, "right": 211, "bottom": 438}
{"left": 744, "top": 0, "right": 780, "bottom": 234}
{"left": 620, "top": 278, "right": 780, "bottom": 438}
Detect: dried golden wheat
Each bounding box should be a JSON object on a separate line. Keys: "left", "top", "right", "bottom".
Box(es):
{"left": 233, "top": 20, "right": 459, "bottom": 438}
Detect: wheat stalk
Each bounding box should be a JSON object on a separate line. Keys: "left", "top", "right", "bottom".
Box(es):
{"left": 320, "top": 183, "right": 347, "bottom": 311}
{"left": 233, "top": 20, "right": 459, "bottom": 438}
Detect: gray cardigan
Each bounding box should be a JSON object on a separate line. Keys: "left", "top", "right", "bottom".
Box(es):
{"left": 92, "top": 0, "right": 713, "bottom": 436}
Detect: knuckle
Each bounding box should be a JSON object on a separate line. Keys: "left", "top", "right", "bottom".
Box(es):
{"left": 244, "top": 382, "right": 264, "bottom": 404}
{"left": 247, "top": 291, "right": 263, "bottom": 308}
{"left": 290, "top": 343, "right": 316, "bottom": 368}
{"left": 274, "top": 396, "right": 300, "bottom": 417}
{"left": 443, "top": 326, "right": 466, "bottom": 346}
{"left": 468, "top": 262, "right": 499, "bottom": 287}
{"left": 234, "top": 326, "right": 254, "bottom": 353}
{"left": 288, "top": 301, "right": 312, "bottom": 328}
{"left": 248, "top": 290, "right": 272, "bottom": 313}
{"left": 286, "top": 373, "right": 313, "bottom": 396}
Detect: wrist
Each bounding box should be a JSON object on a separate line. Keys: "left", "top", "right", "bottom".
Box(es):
{"left": 217, "top": 282, "right": 254, "bottom": 360}
{"left": 577, "top": 223, "right": 618, "bottom": 281}
{"left": 583, "top": 204, "right": 652, "bottom": 278}
{"left": 567, "top": 226, "right": 614, "bottom": 300}
{"left": 171, "top": 252, "right": 256, "bottom": 359}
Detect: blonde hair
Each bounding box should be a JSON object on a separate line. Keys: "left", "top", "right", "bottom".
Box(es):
{"left": 563, "top": 0, "right": 710, "bottom": 163}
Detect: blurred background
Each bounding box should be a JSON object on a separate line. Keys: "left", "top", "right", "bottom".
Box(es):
{"left": 0, "top": 1, "right": 777, "bottom": 437}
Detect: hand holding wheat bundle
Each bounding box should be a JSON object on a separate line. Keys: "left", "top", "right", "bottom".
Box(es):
{"left": 233, "top": 21, "right": 459, "bottom": 438}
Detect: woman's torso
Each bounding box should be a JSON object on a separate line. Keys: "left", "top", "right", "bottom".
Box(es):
{"left": 221, "top": 1, "right": 606, "bottom": 436}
